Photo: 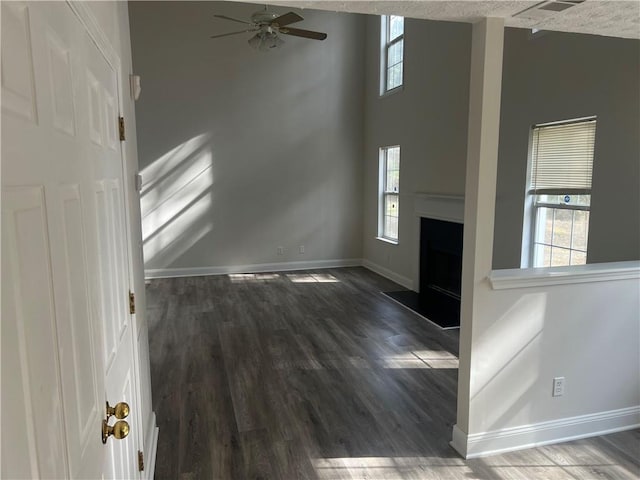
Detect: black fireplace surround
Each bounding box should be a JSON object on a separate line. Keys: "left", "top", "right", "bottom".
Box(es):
{"left": 419, "top": 217, "right": 463, "bottom": 328}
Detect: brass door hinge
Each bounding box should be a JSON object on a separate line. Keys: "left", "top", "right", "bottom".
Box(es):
{"left": 138, "top": 450, "right": 144, "bottom": 472}
{"left": 119, "top": 116, "right": 125, "bottom": 141}
{"left": 129, "top": 291, "right": 136, "bottom": 315}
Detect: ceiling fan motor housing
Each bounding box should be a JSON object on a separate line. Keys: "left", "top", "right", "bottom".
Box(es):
{"left": 251, "top": 11, "right": 279, "bottom": 25}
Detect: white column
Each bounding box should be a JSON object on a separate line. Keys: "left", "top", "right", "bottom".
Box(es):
{"left": 451, "top": 17, "right": 504, "bottom": 458}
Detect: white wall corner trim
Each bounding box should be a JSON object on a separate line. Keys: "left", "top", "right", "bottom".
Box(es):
{"left": 451, "top": 406, "right": 640, "bottom": 459}
{"left": 362, "top": 259, "right": 414, "bottom": 289}
{"left": 145, "top": 259, "right": 363, "bottom": 279}
{"left": 414, "top": 193, "right": 465, "bottom": 224}
{"left": 489, "top": 260, "right": 640, "bottom": 290}
{"left": 144, "top": 414, "right": 159, "bottom": 480}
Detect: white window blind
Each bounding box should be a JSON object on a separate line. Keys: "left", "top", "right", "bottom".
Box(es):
{"left": 530, "top": 119, "right": 596, "bottom": 194}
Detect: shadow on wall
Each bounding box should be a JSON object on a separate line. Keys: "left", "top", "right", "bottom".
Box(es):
{"left": 141, "top": 133, "right": 214, "bottom": 266}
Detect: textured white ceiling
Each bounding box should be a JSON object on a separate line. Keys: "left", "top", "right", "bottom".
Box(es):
{"left": 257, "top": 0, "right": 640, "bottom": 39}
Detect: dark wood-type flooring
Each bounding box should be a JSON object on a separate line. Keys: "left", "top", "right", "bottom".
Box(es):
{"left": 147, "top": 267, "right": 639, "bottom": 479}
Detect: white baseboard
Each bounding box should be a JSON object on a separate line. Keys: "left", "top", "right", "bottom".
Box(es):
{"left": 145, "top": 257, "right": 414, "bottom": 290}
{"left": 145, "top": 258, "right": 363, "bottom": 279}
{"left": 362, "top": 259, "right": 413, "bottom": 289}
{"left": 450, "top": 406, "right": 640, "bottom": 459}
{"left": 450, "top": 424, "right": 469, "bottom": 458}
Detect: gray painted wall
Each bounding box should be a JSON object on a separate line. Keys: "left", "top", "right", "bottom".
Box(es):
{"left": 362, "top": 16, "right": 472, "bottom": 286}
{"left": 493, "top": 29, "right": 640, "bottom": 269}
{"left": 129, "top": 1, "right": 365, "bottom": 271}
{"left": 131, "top": 2, "right": 639, "bottom": 277}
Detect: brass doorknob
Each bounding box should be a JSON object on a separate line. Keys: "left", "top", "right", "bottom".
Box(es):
{"left": 106, "top": 401, "right": 130, "bottom": 420}
{"left": 102, "top": 419, "right": 130, "bottom": 444}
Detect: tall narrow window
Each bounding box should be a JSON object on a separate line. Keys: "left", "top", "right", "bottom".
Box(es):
{"left": 379, "top": 146, "right": 400, "bottom": 242}
{"left": 381, "top": 15, "right": 404, "bottom": 94}
{"left": 525, "top": 117, "right": 596, "bottom": 268}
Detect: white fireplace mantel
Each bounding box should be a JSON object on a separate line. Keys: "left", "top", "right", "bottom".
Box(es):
{"left": 413, "top": 193, "right": 464, "bottom": 223}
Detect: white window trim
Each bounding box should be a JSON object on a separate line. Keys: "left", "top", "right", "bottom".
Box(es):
{"left": 521, "top": 127, "right": 536, "bottom": 267}
{"left": 489, "top": 261, "right": 640, "bottom": 290}
{"left": 378, "top": 145, "right": 400, "bottom": 244}
{"left": 376, "top": 235, "right": 399, "bottom": 245}
{"left": 380, "top": 15, "right": 404, "bottom": 96}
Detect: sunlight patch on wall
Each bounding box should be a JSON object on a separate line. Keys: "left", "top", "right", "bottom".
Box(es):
{"left": 141, "top": 149, "right": 213, "bottom": 218}
{"left": 143, "top": 194, "right": 213, "bottom": 266}
{"left": 471, "top": 293, "right": 547, "bottom": 431}
{"left": 142, "top": 162, "right": 212, "bottom": 240}
{"left": 140, "top": 134, "right": 215, "bottom": 268}
{"left": 141, "top": 133, "right": 211, "bottom": 191}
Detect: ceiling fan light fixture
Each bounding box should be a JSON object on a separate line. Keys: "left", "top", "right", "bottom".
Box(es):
{"left": 248, "top": 30, "right": 283, "bottom": 51}
{"left": 247, "top": 32, "right": 262, "bottom": 49}
{"left": 264, "top": 33, "right": 284, "bottom": 50}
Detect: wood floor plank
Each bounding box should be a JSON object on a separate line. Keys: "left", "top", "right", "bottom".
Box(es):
{"left": 147, "top": 267, "right": 639, "bottom": 479}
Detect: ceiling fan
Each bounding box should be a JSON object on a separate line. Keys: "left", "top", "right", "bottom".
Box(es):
{"left": 211, "top": 7, "right": 328, "bottom": 51}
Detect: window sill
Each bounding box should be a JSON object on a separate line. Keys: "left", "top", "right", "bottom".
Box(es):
{"left": 376, "top": 236, "right": 398, "bottom": 246}
{"left": 488, "top": 260, "right": 640, "bottom": 290}
{"left": 379, "top": 85, "right": 404, "bottom": 99}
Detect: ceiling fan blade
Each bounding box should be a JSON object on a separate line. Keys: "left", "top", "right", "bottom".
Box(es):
{"left": 279, "top": 27, "right": 327, "bottom": 41}
{"left": 213, "top": 14, "right": 253, "bottom": 25}
{"left": 210, "top": 29, "right": 257, "bottom": 39}
{"left": 271, "top": 12, "right": 304, "bottom": 27}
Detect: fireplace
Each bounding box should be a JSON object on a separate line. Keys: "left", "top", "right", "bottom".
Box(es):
{"left": 382, "top": 194, "right": 464, "bottom": 329}
{"left": 419, "top": 217, "right": 463, "bottom": 328}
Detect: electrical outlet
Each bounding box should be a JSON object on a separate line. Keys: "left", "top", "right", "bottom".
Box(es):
{"left": 277, "top": 246, "right": 284, "bottom": 255}
{"left": 552, "top": 377, "right": 565, "bottom": 397}
{"left": 299, "top": 245, "right": 305, "bottom": 254}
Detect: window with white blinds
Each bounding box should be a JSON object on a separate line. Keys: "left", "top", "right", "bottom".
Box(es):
{"left": 530, "top": 118, "right": 596, "bottom": 194}
{"left": 525, "top": 117, "right": 597, "bottom": 268}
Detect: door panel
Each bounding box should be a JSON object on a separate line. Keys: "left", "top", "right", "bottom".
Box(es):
{"left": 1, "top": 2, "right": 37, "bottom": 122}
{"left": 96, "top": 181, "right": 118, "bottom": 370}
{"left": 87, "top": 71, "right": 104, "bottom": 146}
{"left": 1, "top": 187, "right": 68, "bottom": 479}
{"left": 45, "top": 28, "right": 76, "bottom": 137}
{"left": 1, "top": 2, "right": 140, "bottom": 478}
{"left": 108, "top": 180, "right": 129, "bottom": 342}
{"left": 55, "top": 184, "right": 102, "bottom": 477}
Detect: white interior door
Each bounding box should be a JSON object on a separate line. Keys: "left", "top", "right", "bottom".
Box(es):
{"left": 1, "top": 2, "right": 139, "bottom": 478}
